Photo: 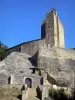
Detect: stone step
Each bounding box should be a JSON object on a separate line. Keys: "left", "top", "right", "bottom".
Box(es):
{"left": 28, "top": 96, "right": 40, "bottom": 100}
{"left": 28, "top": 88, "right": 37, "bottom": 97}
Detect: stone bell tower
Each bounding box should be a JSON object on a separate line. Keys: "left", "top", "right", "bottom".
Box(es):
{"left": 41, "top": 8, "right": 64, "bottom": 48}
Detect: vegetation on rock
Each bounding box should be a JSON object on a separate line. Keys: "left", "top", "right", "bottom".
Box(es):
{"left": 44, "top": 88, "right": 75, "bottom": 100}
{"left": 0, "top": 41, "right": 8, "bottom": 61}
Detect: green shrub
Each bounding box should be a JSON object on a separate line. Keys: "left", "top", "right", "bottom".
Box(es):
{"left": 44, "top": 97, "right": 53, "bottom": 100}
{"left": 0, "top": 41, "right": 8, "bottom": 61}
{"left": 48, "top": 88, "right": 73, "bottom": 100}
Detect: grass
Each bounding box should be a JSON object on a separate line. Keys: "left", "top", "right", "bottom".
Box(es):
{"left": 0, "top": 85, "right": 21, "bottom": 100}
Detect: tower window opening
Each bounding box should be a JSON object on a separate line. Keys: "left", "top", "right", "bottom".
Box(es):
{"left": 32, "top": 68, "right": 35, "bottom": 74}
{"left": 51, "top": 10, "right": 53, "bottom": 13}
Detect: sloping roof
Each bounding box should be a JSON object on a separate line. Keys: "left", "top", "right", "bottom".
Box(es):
{"left": 6, "top": 38, "right": 42, "bottom": 51}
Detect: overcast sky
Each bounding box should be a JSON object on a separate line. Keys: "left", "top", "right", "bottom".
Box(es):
{"left": 0, "top": 0, "right": 75, "bottom": 48}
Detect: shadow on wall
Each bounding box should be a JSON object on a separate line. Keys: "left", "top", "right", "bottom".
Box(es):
{"left": 8, "top": 77, "right": 11, "bottom": 84}
{"left": 36, "top": 86, "right": 42, "bottom": 100}
{"left": 40, "top": 77, "right": 43, "bottom": 85}
{"left": 28, "top": 51, "right": 38, "bottom": 67}
{"left": 17, "top": 95, "right": 22, "bottom": 100}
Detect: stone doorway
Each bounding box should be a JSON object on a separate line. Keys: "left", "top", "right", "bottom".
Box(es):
{"left": 25, "top": 78, "right": 32, "bottom": 88}
{"left": 8, "top": 77, "right": 11, "bottom": 84}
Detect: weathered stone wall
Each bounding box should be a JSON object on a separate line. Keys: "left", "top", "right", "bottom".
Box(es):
{"left": 11, "top": 75, "right": 23, "bottom": 84}
{"left": 38, "top": 44, "right": 75, "bottom": 60}
{"left": 41, "top": 19, "right": 46, "bottom": 39}
{"left": 21, "top": 39, "right": 45, "bottom": 56}
{"left": 57, "top": 17, "right": 64, "bottom": 47}
{"left": 41, "top": 9, "right": 64, "bottom": 48}
{"left": 37, "top": 44, "right": 75, "bottom": 71}
{"left": 10, "top": 74, "right": 43, "bottom": 88}
{"left": 54, "top": 14, "right": 58, "bottom": 47}
{"left": 31, "top": 76, "right": 43, "bottom": 88}
{"left": 45, "top": 12, "right": 54, "bottom": 47}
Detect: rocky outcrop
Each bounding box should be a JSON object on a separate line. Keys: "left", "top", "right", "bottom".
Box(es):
{"left": 0, "top": 44, "right": 75, "bottom": 88}
{"left": 0, "top": 52, "right": 35, "bottom": 84}
{"left": 0, "top": 52, "right": 34, "bottom": 76}
{"left": 38, "top": 44, "right": 75, "bottom": 88}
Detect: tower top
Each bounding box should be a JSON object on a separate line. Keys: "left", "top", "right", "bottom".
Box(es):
{"left": 49, "top": 8, "right": 57, "bottom": 16}
{"left": 41, "top": 8, "right": 64, "bottom": 48}
{"left": 46, "top": 8, "right": 57, "bottom": 18}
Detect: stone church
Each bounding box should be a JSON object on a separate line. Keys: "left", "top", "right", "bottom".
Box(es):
{"left": 0, "top": 8, "right": 75, "bottom": 100}
{"left": 6, "top": 8, "right": 64, "bottom": 57}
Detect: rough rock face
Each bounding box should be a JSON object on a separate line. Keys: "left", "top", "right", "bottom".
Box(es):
{"left": 0, "top": 44, "right": 75, "bottom": 88}
{"left": 0, "top": 74, "right": 8, "bottom": 84}
{"left": 0, "top": 52, "right": 43, "bottom": 87}
{"left": 0, "top": 52, "right": 34, "bottom": 76}
{"left": 38, "top": 44, "right": 75, "bottom": 88}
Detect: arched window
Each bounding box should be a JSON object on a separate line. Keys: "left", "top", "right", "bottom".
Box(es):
{"left": 25, "top": 78, "right": 32, "bottom": 88}
{"left": 40, "top": 77, "right": 43, "bottom": 85}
